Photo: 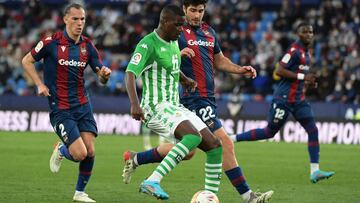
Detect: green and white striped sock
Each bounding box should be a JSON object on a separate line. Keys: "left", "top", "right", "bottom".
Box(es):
{"left": 147, "top": 134, "right": 201, "bottom": 182}
{"left": 204, "top": 147, "right": 223, "bottom": 193}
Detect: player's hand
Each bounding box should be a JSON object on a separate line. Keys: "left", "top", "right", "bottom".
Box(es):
{"left": 240, "top": 66, "right": 257, "bottom": 79}
{"left": 36, "top": 83, "right": 50, "bottom": 97}
{"left": 304, "top": 73, "right": 316, "bottom": 84}
{"left": 130, "top": 103, "right": 145, "bottom": 121}
{"left": 96, "top": 66, "right": 112, "bottom": 84}
{"left": 180, "top": 47, "right": 195, "bottom": 58}
{"left": 305, "top": 81, "right": 318, "bottom": 89}
{"left": 181, "top": 77, "right": 197, "bottom": 92}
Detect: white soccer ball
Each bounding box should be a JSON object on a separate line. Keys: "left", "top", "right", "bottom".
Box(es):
{"left": 191, "top": 190, "right": 219, "bottom": 203}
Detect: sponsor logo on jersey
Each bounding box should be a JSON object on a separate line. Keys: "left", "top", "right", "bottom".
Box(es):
{"left": 188, "top": 39, "right": 214, "bottom": 47}
{"left": 58, "top": 59, "right": 86, "bottom": 67}
{"left": 298, "top": 64, "right": 310, "bottom": 70}
{"left": 130, "top": 53, "right": 142, "bottom": 65}
{"left": 34, "top": 41, "right": 44, "bottom": 53}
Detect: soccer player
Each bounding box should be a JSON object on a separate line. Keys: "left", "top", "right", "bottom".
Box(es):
{"left": 125, "top": 4, "right": 223, "bottom": 200}
{"left": 230, "top": 22, "right": 335, "bottom": 183}
{"left": 123, "top": 1, "right": 273, "bottom": 203}
{"left": 22, "top": 3, "right": 111, "bottom": 202}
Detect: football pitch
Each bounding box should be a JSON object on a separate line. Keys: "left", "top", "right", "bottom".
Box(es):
{"left": 0, "top": 132, "right": 359, "bottom": 203}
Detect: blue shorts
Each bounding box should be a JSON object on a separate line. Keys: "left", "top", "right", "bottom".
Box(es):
{"left": 49, "top": 103, "right": 97, "bottom": 147}
{"left": 181, "top": 97, "right": 222, "bottom": 132}
{"left": 268, "top": 99, "right": 314, "bottom": 129}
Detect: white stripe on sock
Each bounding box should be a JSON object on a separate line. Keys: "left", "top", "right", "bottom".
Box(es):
{"left": 177, "top": 143, "right": 190, "bottom": 154}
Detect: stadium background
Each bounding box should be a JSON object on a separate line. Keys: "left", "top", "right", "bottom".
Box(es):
{"left": 0, "top": 0, "right": 359, "bottom": 202}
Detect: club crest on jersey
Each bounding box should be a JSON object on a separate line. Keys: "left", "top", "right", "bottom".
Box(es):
{"left": 81, "top": 46, "right": 86, "bottom": 55}
{"left": 130, "top": 53, "right": 142, "bottom": 65}
{"left": 34, "top": 41, "right": 44, "bottom": 53}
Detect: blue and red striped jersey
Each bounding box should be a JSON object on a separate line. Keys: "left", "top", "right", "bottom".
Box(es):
{"left": 274, "top": 40, "right": 311, "bottom": 103}
{"left": 31, "top": 30, "right": 103, "bottom": 110}
{"left": 178, "top": 23, "right": 221, "bottom": 99}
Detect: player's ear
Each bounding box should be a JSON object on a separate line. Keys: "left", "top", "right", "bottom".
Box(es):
{"left": 183, "top": 5, "right": 186, "bottom": 14}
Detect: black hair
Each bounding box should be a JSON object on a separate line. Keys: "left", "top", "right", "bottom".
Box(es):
{"left": 183, "top": 0, "right": 208, "bottom": 7}
{"left": 63, "top": 3, "right": 85, "bottom": 15}
{"left": 160, "top": 4, "right": 185, "bottom": 20}
{"left": 296, "top": 22, "right": 312, "bottom": 32}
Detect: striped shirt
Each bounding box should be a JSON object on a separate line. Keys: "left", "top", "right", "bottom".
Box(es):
{"left": 31, "top": 30, "right": 102, "bottom": 110}
{"left": 126, "top": 31, "right": 181, "bottom": 110}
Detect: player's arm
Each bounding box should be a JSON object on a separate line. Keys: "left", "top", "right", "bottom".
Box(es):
{"left": 21, "top": 52, "right": 50, "bottom": 96}
{"left": 88, "top": 42, "right": 111, "bottom": 84}
{"left": 276, "top": 51, "right": 316, "bottom": 84}
{"left": 213, "top": 52, "right": 257, "bottom": 79}
{"left": 125, "top": 40, "right": 151, "bottom": 121}
{"left": 125, "top": 72, "right": 144, "bottom": 121}
{"left": 180, "top": 71, "right": 197, "bottom": 92}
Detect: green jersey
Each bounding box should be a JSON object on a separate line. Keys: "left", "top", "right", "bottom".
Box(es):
{"left": 126, "top": 31, "right": 181, "bottom": 110}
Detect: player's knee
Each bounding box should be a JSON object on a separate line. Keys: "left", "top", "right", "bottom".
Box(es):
{"left": 184, "top": 149, "right": 196, "bottom": 160}
{"left": 71, "top": 149, "right": 88, "bottom": 161}
{"left": 87, "top": 147, "right": 95, "bottom": 157}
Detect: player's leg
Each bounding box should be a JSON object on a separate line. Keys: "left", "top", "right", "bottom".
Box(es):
{"left": 139, "top": 103, "right": 205, "bottom": 199}
{"left": 294, "top": 102, "right": 334, "bottom": 183}
{"left": 71, "top": 106, "right": 98, "bottom": 202}
{"left": 49, "top": 111, "right": 84, "bottom": 173}
{"left": 213, "top": 127, "right": 273, "bottom": 202}
{"left": 230, "top": 100, "right": 289, "bottom": 142}
{"left": 142, "top": 124, "right": 152, "bottom": 150}
{"left": 193, "top": 99, "right": 273, "bottom": 202}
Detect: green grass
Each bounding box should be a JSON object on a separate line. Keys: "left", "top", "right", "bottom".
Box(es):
{"left": 0, "top": 131, "right": 359, "bottom": 203}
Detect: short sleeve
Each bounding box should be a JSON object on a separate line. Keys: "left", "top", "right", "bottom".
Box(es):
{"left": 279, "top": 47, "right": 299, "bottom": 69}
{"left": 126, "top": 40, "right": 152, "bottom": 77}
{"left": 31, "top": 36, "right": 53, "bottom": 61}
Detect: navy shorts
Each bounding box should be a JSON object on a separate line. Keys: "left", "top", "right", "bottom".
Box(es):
{"left": 181, "top": 97, "right": 222, "bottom": 132}
{"left": 268, "top": 98, "right": 314, "bottom": 129}
{"left": 49, "top": 103, "right": 97, "bottom": 147}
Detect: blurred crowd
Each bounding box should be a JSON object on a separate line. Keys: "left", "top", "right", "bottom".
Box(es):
{"left": 0, "top": 0, "right": 359, "bottom": 104}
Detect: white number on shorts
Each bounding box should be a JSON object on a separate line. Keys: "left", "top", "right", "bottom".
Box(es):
{"left": 274, "top": 108, "right": 285, "bottom": 120}
{"left": 199, "top": 106, "right": 215, "bottom": 122}
{"left": 59, "top": 124, "right": 66, "bottom": 136}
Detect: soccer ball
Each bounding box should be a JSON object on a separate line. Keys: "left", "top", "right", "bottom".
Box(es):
{"left": 191, "top": 190, "right": 219, "bottom": 203}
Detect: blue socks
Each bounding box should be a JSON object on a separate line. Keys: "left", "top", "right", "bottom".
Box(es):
{"left": 225, "top": 167, "right": 250, "bottom": 194}
{"left": 136, "top": 147, "right": 162, "bottom": 165}
{"left": 299, "top": 118, "right": 319, "bottom": 163}
{"left": 59, "top": 144, "right": 77, "bottom": 162}
{"left": 235, "top": 126, "right": 276, "bottom": 142}
{"left": 76, "top": 156, "right": 94, "bottom": 191}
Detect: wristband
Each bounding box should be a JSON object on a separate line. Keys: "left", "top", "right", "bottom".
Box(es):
{"left": 297, "top": 73, "right": 305, "bottom": 80}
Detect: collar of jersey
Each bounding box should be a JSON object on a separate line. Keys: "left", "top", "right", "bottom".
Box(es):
{"left": 153, "top": 30, "right": 171, "bottom": 45}
{"left": 63, "top": 30, "right": 84, "bottom": 44}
